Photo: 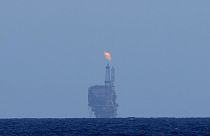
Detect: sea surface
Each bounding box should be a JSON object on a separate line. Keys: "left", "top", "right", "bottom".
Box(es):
{"left": 0, "top": 118, "right": 210, "bottom": 136}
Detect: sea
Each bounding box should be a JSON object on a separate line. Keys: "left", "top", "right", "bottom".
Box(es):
{"left": 0, "top": 118, "right": 210, "bottom": 136}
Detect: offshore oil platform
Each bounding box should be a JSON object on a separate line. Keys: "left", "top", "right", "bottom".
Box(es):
{"left": 88, "top": 52, "right": 118, "bottom": 118}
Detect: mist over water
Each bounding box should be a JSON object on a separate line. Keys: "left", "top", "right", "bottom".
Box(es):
{"left": 0, "top": 1, "right": 210, "bottom": 118}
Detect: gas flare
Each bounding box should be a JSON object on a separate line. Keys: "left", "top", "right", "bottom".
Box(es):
{"left": 104, "top": 51, "right": 112, "bottom": 62}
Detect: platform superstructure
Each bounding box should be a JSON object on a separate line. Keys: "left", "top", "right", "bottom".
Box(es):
{"left": 88, "top": 64, "right": 118, "bottom": 118}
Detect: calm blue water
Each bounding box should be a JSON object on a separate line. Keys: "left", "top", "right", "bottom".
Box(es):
{"left": 0, "top": 118, "right": 210, "bottom": 136}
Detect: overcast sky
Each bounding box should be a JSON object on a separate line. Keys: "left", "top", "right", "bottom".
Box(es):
{"left": 0, "top": 0, "right": 210, "bottom": 118}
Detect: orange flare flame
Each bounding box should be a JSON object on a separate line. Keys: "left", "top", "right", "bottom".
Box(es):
{"left": 104, "top": 51, "right": 112, "bottom": 62}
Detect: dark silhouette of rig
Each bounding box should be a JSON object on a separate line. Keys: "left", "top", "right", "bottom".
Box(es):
{"left": 88, "top": 64, "right": 118, "bottom": 118}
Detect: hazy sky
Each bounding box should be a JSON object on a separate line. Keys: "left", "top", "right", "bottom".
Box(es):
{"left": 0, "top": 1, "right": 210, "bottom": 118}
